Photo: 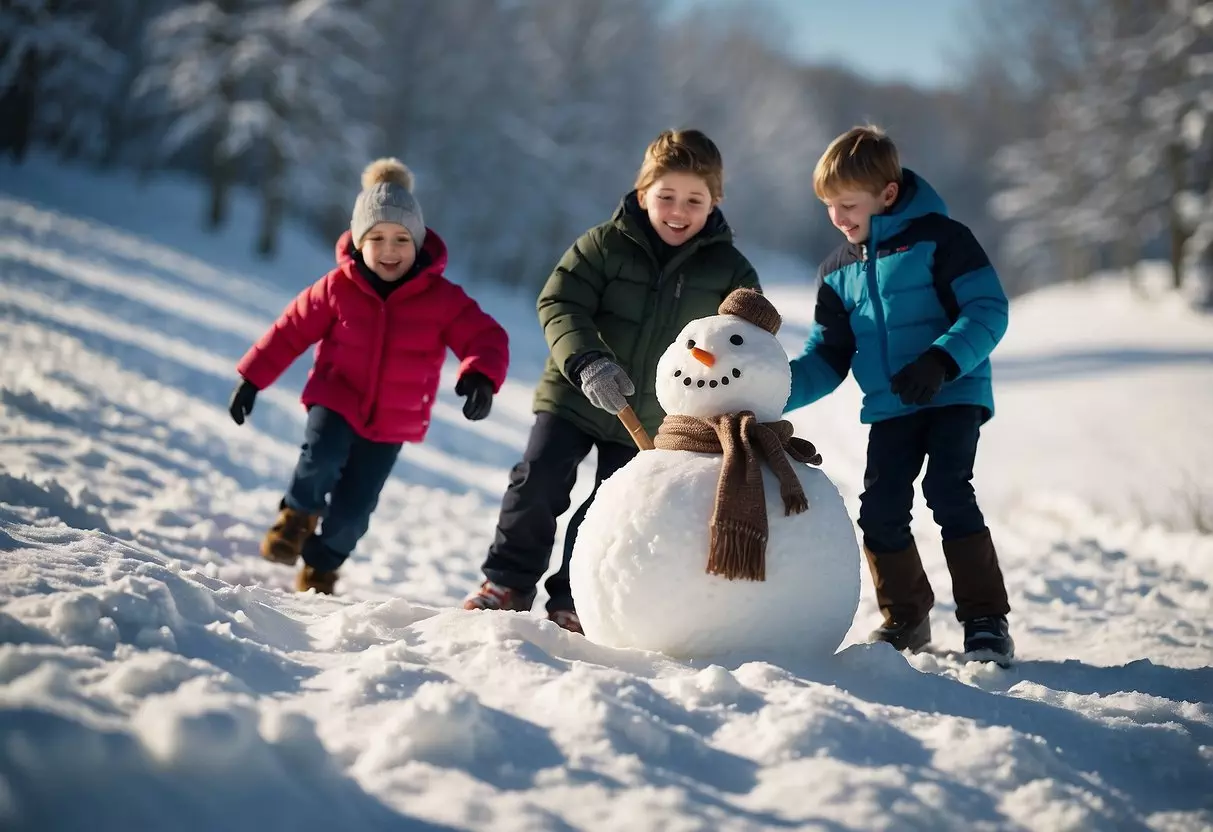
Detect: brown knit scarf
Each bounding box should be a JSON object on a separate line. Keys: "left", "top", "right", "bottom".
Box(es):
{"left": 654, "top": 412, "right": 823, "bottom": 581}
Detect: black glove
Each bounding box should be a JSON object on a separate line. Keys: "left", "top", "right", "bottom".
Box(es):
{"left": 455, "top": 371, "right": 494, "bottom": 421}
{"left": 889, "top": 348, "right": 954, "bottom": 406}
{"left": 228, "top": 378, "right": 259, "bottom": 425}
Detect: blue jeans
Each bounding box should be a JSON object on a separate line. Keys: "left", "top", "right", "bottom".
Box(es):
{"left": 284, "top": 406, "right": 402, "bottom": 571}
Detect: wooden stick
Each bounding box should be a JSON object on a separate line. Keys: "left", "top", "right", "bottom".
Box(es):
{"left": 617, "top": 405, "right": 655, "bottom": 451}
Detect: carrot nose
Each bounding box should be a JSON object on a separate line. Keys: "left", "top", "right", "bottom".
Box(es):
{"left": 691, "top": 347, "right": 716, "bottom": 367}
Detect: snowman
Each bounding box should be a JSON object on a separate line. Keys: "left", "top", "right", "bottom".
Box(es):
{"left": 568, "top": 289, "right": 860, "bottom": 661}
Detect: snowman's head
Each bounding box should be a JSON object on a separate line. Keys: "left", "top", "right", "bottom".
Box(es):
{"left": 656, "top": 291, "right": 790, "bottom": 423}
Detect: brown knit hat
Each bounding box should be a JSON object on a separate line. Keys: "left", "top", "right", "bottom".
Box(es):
{"left": 718, "top": 288, "right": 781, "bottom": 335}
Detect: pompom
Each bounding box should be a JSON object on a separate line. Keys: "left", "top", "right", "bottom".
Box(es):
{"left": 361, "top": 157, "right": 414, "bottom": 191}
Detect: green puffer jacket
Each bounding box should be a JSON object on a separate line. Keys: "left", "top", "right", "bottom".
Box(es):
{"left": 532, "top": 192, "right": 761, "bottom": 446}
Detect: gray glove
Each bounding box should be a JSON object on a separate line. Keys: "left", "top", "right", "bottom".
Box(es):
{"left": 578, "top": 356, "right": 635, "bottom": 414}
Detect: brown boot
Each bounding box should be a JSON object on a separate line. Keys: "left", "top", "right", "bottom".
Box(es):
{"left": 260, "top": 504, "right": 319, "bottom": 565}
{"left": 547, "top": 609, "right": 584, "bottom": 635}
{"left": 942, "top": 528, "right": 1010, "bottom": 621}
{"left": 296, "top": 565, "right": 338, "bottom": 594}
{"left": 864, "top": 540, "right": 936, "bottom": 631}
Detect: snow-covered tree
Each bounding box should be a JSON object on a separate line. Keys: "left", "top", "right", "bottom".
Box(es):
{"left": 989, "top": 0, "right": 1213, "bottom": 290}
{"left": 136, "top": 0, "right": 254, "bottom": 229}
{"left": 1170, "top": 1, "right": 1213, "bottom": 283}
{"left": 359, "top": 0, "right": 526, "bottom": 277}
{"left": 226, "top": 0, "right": 381, "bottom": 255}
{"left": 136, "top": 0, "right": 380, "bottom": 254}
{"left": 90, "top": 0, "right": 176, "bottom": 169}
{"left": 0, "top": 0, "right": 121, "bottom": 161}
{"left": 991, "top": 7, "right": 1151, "bottom": 284}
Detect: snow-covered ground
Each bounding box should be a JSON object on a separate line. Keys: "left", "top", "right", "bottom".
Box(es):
{"left": 1, "top": 156, "right": 1211, "bottom": 831}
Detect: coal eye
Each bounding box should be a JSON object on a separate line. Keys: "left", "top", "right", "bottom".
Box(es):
{"left": 730, "top": 334, "right": 744, "bottom": 345}
{"left": 686, "top": 339, "right": 696, "bottom": 348}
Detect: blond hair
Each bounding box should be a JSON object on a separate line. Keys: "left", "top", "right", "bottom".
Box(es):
{"left": 813, "top": 125, "right": 902, "bottom": 199}
{"left": 634, "top": 129, "right": 725, "bottom": 202}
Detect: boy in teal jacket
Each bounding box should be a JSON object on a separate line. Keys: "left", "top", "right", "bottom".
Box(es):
{"left": 787, "top": 125, "right": 1013, "bottom": 662}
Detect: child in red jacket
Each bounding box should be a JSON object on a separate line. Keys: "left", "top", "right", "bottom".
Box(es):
{"left": 229, "top": 158, "right": 509, "bottom": 594}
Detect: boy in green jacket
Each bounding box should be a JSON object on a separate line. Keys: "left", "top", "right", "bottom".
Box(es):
{"left": 464, "top": 129, "right": 760, "bottom": 632}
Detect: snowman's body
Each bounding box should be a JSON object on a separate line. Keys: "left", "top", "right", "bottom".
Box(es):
{"left": 569, "top": 291, "right": 861, "bottom": 660}
{"left": 570, "top": 449, "right": 859, "bottom": 658}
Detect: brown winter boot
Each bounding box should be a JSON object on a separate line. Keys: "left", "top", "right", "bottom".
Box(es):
{"left": 547, "top": 609, "right": 584, "bottom": 635}
{"left": 864, "top": 540, "right": 936, "bottom": 651}
{"left": 296, "top": 565, "right": 339, "bottom": 595}
{"left": 260, "top": 504, "right": 319, "bottom": 566}
{"left": 942, "top": 528, "right": 1011, "bottom": 622}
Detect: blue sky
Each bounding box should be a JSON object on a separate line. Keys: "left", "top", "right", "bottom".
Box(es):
{"left": 668, "top": 0, "right": 971, "bottom": 88}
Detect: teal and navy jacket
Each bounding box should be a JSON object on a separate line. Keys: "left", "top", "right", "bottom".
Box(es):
{"left": 787, "top": 170, "right": 1008, "bottom": 423}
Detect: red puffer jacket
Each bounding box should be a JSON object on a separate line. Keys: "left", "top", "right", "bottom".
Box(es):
{"left": 237, "top": 229, "right": 509, "bottom": 443}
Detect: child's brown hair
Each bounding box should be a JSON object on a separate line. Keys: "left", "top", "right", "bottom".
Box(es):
{"left": 813, "top": 125, "right": 902, "bottom": 200}
{"left": 634, "top": 129, "right": 725, "bottom": 202}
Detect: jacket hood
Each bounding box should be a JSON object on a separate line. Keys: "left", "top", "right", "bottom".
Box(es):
{"left": 869, "top": 168, "right": 948, "bottom": 245}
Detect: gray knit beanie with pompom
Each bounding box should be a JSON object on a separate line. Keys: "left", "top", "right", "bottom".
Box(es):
{"left": 350, "top": 158, "right": 425, "bottom": 249}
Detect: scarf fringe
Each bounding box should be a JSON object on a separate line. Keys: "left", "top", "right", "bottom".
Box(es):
{"left": 708, "top": 523, "right": 767, "bottom": 581}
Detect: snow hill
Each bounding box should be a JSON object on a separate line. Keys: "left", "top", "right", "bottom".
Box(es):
{"left": 1, "top": 156, "right": 1211, "bottom": 831}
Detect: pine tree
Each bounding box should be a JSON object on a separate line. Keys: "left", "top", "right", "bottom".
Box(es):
{"left": 233, "top": 0, "right": 382, "bottom": 256}
{"left": 989, "top": 0, "right": 1213, "bottom": 290}
{"left": 0, "top": 0, "right": 120, "bottom": 161}
{"left": 1168, "top": 1, "right": 1213, "bottom": 283}
{"left": 136, "top": 0, "right": 379, "bottom": 253}
{"left": 92, "top": 0, "right": 175, "bottom": 169}
{"left": 136, "top": 0, "right": 251, "bottom": 229}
